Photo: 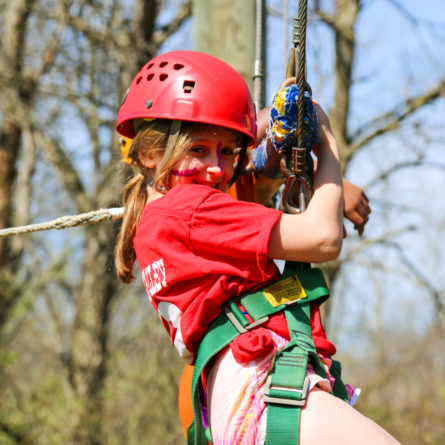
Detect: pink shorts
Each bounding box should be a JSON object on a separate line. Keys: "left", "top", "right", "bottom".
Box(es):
{"left": 206, "top": 330, "right": 360, "bottom": 445}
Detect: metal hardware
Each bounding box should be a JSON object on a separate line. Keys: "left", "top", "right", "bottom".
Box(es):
{"left": 263, "top": 375, "right": 310, "bottom": 407}
{"left": 223, "top": 301, "right": 269, "bottom": 334}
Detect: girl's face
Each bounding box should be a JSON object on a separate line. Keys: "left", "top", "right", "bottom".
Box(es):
{"left": 169, "top": 127, "right": 239, "bottom": 192}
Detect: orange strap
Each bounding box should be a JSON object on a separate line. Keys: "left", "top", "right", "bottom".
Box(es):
{"left": 227, "top": 172, "right": 257, "bottom": 202}
{"left": 178, "top": 364, "right": 195, "bottom": 437}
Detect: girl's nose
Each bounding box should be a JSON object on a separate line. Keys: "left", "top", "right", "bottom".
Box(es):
{"left": 206, "top": 149, "right": 223, "bottom": 177}
{"left": 206, "top": 164, "right": 223, "bottom": 178}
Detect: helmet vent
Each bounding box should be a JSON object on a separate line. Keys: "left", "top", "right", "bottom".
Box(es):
{"left": 159, "top": 73, "right": 168, "bottom": 81}
{"left": 147, "top": 63, "right": 154, "bottom": 70}
{"left": 174, "top": 64, "right": 184, "bottom": 70}
{"left": 159, "top": 61, "right": 168, "bottom": 67}
{"left": 136, "top": 77, "right": 142, "bottom": 84}
{"left": 183, "top": 80, "right": 195, "bottom": 93}
{"left": 147, "top": 73, "right": 154, "bottom": 81}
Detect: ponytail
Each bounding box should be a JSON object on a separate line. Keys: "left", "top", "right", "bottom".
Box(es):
{"left": 115, "top": 173, "right": 148, "bottom": 283}
{"left": 114, "top": 120, "right": 171, "bottom": 283}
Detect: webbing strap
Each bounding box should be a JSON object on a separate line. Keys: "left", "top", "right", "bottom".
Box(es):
{"left": 240, "top": 267, "right": 329, "bottom": 321}
{"left": 266, "top": 393, "right": 304, "bottom": 443}
{"left": 223, "top": 266, "right": 329, "bottom": 335}
{"left": 190, "top": 313, "right": 242, "bottom": 445}
{"left": 285, "top": 302, "right": 327, "bottom": 379}
{"left": 265, "top": 301, "right": 317, "bottom": 444}
{"left": 330, "top": 359, "right": 349, "bottom": 402}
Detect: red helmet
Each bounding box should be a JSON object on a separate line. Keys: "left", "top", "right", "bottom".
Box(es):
{"left": 116, "top": 50, "right": 256, "bottom": 145}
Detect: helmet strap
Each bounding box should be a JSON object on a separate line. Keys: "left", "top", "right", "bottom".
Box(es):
{"left": 229, "top": 141, "right": 248, "bottom": 186}
{"left": 160, "top": 120, "right": 182, "bottom": 172}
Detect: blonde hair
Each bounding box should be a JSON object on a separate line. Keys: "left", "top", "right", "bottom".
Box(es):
{"left": 115, "top": 120, "right": 248, "bottom": 283}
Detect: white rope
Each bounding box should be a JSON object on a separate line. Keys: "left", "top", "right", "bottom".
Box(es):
{"left": 0, "top": 207, "right": 124, "bottom": 238}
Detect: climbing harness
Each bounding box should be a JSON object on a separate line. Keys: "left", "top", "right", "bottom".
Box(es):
{"left": 188, "top": 263, "right": 349, "bottom": 445}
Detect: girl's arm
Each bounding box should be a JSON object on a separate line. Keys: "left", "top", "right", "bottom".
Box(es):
{"left": 268, "top": 103, "right": 343, "bottom": 263}
{"left": 252, "top": 102, "right": 370, "bottom": 234}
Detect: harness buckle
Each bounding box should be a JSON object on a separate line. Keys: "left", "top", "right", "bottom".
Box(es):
{"left": 222, "top": 301, "right": 269, "bottom": 334}
{"left": 263, "top": 375, "right": 310, "bottom": 407}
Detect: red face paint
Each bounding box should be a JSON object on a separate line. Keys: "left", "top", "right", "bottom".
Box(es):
{"left": 216, "top": 142, "right": 223, "bottom": 170}
{"left": 171, "top": 167, "right": 199, "bottom": 177}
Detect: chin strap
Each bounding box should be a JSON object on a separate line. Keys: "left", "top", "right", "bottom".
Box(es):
{"left": 160, "top": 120, "right": 182, "bottom": 172}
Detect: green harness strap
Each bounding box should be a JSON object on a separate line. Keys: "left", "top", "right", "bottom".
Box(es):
{"left": 188, "top": 262, "right": 348, "bottom": 445}
{"left": 264, "top": 262, "right": 328, "bottom": 444}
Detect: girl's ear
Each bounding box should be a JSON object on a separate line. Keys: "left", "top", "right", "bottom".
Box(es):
{"left": 139, "top": 151, "right": 158, "bottom": 169}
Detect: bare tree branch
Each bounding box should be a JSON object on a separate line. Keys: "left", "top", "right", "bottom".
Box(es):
{"left": 388, "top": 241, "right": 444, "bottom": 317}
{"left": 0, "top": 0, "right": 36, "bottom": 74}
{"left": 152, "top": 0, "right": 192, "bottom": 48}
{"left": 349, "top": 78, "right": 445, "bottom": 155}
{"left": 27, "top": 0, "right": 71, "bottom": 84}
{"left": 341, "top": 225, "right": 417, "bottom": 259}
{"left": 313, "top": 7, "right": 355, "bottom": 42}
{"left": 34, "top": 129, "right": 91, "bottom": 213}
{"left": 363, "top": 160, "right": 445, "bottom": 190}
{"left": 11, "top": 127, "right": 36, "bottom": 252}
{"left": 329, "top": 0, "right": 360, "bottom": 174}
{"left": 340, "top": 231, "right": 444, "bottom": 318}
{"left": 384, "top": 0, "right": 445, "bottom": 29}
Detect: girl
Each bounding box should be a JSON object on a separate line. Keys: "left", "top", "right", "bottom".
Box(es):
{"left": 115, "top": 50, "right": 398, "bottom": 445}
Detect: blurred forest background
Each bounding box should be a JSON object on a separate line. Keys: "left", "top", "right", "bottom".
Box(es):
{"left": 1, "top": 0, "right": 444, "bottom": 444}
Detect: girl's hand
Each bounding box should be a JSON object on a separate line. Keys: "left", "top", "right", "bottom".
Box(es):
{"left": 280, "top": 77, "right": 296, "bottom": 89}
{"left": 343, "top": 179, "right": 371, "bottom": 236}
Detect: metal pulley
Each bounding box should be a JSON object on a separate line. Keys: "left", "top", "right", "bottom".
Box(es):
{"left": 279, "top": 147, "right": 313, "bottom": 214}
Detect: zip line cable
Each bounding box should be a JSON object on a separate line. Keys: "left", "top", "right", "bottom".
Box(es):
{"left": 279, "top": 0, "right": 312, "bottom": 214}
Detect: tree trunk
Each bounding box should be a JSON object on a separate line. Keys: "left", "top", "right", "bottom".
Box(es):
{"left": 192, "top": 0, "right": 256, "bottom": 90}
{"left": 71, "top": 223, "right": 119, "bottom": 445}
{"left": 330, "top": 0, "right": 360, "bottom": 174}
{"left": 0, "top": 0, "right": 36, "bottom": 328}
{"left": 321, "top": 0, "right": 360, "bottom": 322}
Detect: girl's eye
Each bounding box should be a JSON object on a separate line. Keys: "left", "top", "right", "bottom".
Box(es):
{"left": 221, "top": 147, "right": 236, "bottom": 156}
{"left": 190, "top": 146, "right": 206, "bottom": 155}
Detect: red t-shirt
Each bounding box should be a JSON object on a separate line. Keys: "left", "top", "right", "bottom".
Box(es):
{"left": 134, "top": 184, "right": 335, "bottom": 363}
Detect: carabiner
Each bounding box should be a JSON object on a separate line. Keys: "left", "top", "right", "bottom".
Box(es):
{"left": 280, "top": 174, "right": 312, "bottom": 214}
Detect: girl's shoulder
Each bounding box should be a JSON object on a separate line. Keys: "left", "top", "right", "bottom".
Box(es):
{"left": 148, "top": 184, "right": 235, "bottom": 214}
